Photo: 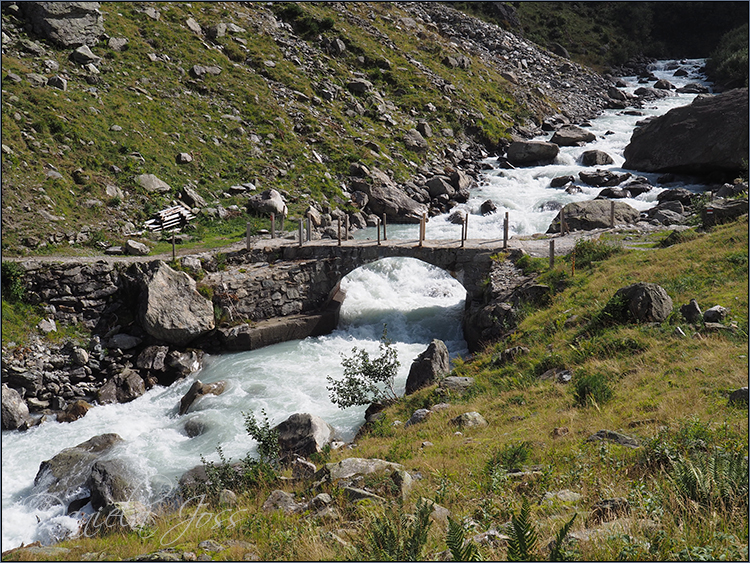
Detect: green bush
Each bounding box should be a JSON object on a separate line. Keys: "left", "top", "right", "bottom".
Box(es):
{"left": 706, "top": 23, "right": 749, "bottom": 88}
{"left": 572, "top": 371, "right": 613, "bottom": 407}
{"left": 566, "top": 238, "right": 622, "bottom": 269}
{"left": 326, "top": 326, "right": 400, "bottom": 409}
{"left": 486, "top": 441, "right": 533, "bottom": 474}
{"left": 1, "top": 261, "right": 26, "bottom": 302}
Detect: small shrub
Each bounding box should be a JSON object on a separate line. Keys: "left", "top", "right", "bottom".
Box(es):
{"left": 566, "top": 238, "right": 622, "bottom": 269}
{"left": 487, "top": 441, "right": 533, "bottom": 474}
{"left": 506, "top": 497, "right": 538, "bottom": 561}
{"left": 327, "top": 326, "right": 400, "bottom": 409}
{"left": 244, "top": 409, "right": 281, "bottom": 467}
{"left": 572, "top": 371, "right": 613, "bottom": 407}
{"left": 1, "top": 261, "right": 26, "bottom": 302}
{"left": 515, "top": 253, "right": 547, "bottom": 275}
{"left": 197, "top": 284, "right": 214, "bottom": 301}
{"left": 669, "top": 449, "right": 748, "bottom": 510}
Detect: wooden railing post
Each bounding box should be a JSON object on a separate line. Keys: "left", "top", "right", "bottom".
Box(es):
{"left": 298, "top": 219, "right": 303, "bottom": 247}
{"left": 549, "top": 239, "right": 555, "bottom": 268}
{"left": 382, "top": 213, "right": 387, "bottom": 241}
{"left": 337, "top": 217, "right": 342, "bottom": 246}
{"left": 270, "top": 213, "right": 275, "bottom": 239}
{"left": 246, "top": 222, "right": 252, "bottom": 251}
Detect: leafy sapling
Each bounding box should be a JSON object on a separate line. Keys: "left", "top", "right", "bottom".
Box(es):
{"left": 327, "top": 325, "right": 400, "bottom": 409}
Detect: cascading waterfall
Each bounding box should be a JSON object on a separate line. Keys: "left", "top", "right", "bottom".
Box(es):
{"left": 1, "top": 59, "right": 711, "bottom": 551}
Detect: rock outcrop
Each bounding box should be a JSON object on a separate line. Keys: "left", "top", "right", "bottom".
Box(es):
{"left": 20, "top": 2, "right": 104, "bottom": 47}
{"left": 135, "top": 261, "right": 215, "bottom": 346}
{"left": 623, "top": 88, "right": 749, "bottom": 178}
{"left": 2, "top": 383, "right": 33, "bottom": 430}
{"left": 505, "top": 141, "right": 559, "bottom": 166}
{"left": 405, "top": 339, "right": 450, "bottom": 395}
{"left": 547, "top": 200, "right": 640, "bottom": 233}
{"left": 607, "top": 283, "right": 673, "bottom": 323}
{"left": 275, "top": 413, "right": 336, "bottom": 461}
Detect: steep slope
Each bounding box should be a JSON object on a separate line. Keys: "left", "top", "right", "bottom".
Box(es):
{"left": 1, "top": 1, "right": 610, "bottom": 256}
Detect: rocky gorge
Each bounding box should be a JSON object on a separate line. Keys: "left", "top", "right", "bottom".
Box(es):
{"left": 1, "top": 2, "right": 748, "bottom": 557}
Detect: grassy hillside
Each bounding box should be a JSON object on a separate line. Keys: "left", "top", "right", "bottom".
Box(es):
{"left": 1, "top": 1, "right": 543, "bottom": 257}
{"left": 7, "top": 217, "right": 746, "bottom": 562}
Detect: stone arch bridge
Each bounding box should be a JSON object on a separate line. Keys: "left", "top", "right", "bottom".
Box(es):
{"left": 202, "top": 238, "right": 511, "bottom": 350}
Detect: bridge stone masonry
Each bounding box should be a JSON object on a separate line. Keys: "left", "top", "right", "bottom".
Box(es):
{"left": 198, "top": 237, "right": 511, "bottom": 352}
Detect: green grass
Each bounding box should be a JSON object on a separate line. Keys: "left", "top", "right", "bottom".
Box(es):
{"left": 1, "top": 1, "right": 539, "bottom": 255}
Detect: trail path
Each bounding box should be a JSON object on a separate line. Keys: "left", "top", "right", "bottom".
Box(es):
{"left": 2, "top": 225, "right": 663, "bottom": 266}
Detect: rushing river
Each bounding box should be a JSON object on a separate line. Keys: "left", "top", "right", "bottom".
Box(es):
{"left": 1, "top": 60, "right": 711, "bottom": 550}
{"left": 355, "top": 59, "right": 713, "bottom": 241}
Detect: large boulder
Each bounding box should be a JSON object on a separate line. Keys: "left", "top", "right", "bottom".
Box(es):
{"left": 547, "top": 200, "right": 640, "bottom": 233}
{"left": 33, "top": 434, "right": 124, "bottom": 506}
{"left": 275, "top": 413, "right": 336, "bottom": 461}
{"left": 550, "top": 125, "right": 596, "bottom": 146}
{"left": 246, "top": 189, "right": 287, "bottom": 217}
{"left": 405, "top": 339, "right": 450, "bottom": 395}
{"left": 20, "top": 2, "right": 104, "bottom": 47}
{"left": 87, "top": 459, "right": 140, "bottom": 510}
{"left": 623, "top": 88, "right": 749, "bottom": 177}
{"left": 135, "top": 261, "right": 215, "bottom": 347}
{"left": 350, "top": 170, "right": 427, "bottom": 223}
{"left": 607, "top": 283, "right": 673, "bottom": 323}
{"left": 2, "top": 383, "right": 32, "bottom": 431}
{"left": 96, "top": 368, "right": 146, "bottom": 405}
{"left": 579, "top": 170, "right": 631, "bottom": 187}
{"left": 506, "top": 141, "right": 559, "bottom": 166}
{"left": 702, "top": 198, "right": 749, "bottom": 226}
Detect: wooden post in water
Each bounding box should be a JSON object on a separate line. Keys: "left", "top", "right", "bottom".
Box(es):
{"left": 610, "top": 200, "right": 615, "bottom": 228}
{"left": 337, "top": 218, "right": 342, "bottom": 246}
{"left": 549, "top": 239, "right": 555, "bottom": 268}
{"left": 298, "top": 219, "right": 303, "bottom": 247}
{"left": 246, "top": 222, "right": 252, "bottom": 251}
{"left": 503, "top": 212, "right": 509, "bottom": 250}
{"left": 270, "top": 213, "right": 275, "bottom": 239}
{"left": 382, "top": 213, "right": 387, "bottom": 241}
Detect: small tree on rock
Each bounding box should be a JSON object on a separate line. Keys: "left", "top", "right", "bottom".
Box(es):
{"left": 327, "top": 326, "right": 400, "bottom": 409}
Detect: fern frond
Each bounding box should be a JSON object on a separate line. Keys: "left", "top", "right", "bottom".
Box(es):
{"left": 446, "top": 517, "right": 484, "bottom": 561}
{"left": 548, "top": 513, "right": 577, "bottom": 562}
{"left": 507, "top": 497, "right": 538, "bottom": 562}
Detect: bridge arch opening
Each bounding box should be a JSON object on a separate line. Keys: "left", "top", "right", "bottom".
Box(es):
{"left": 332, "top": 257, "right": 468, "bottom": 349}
